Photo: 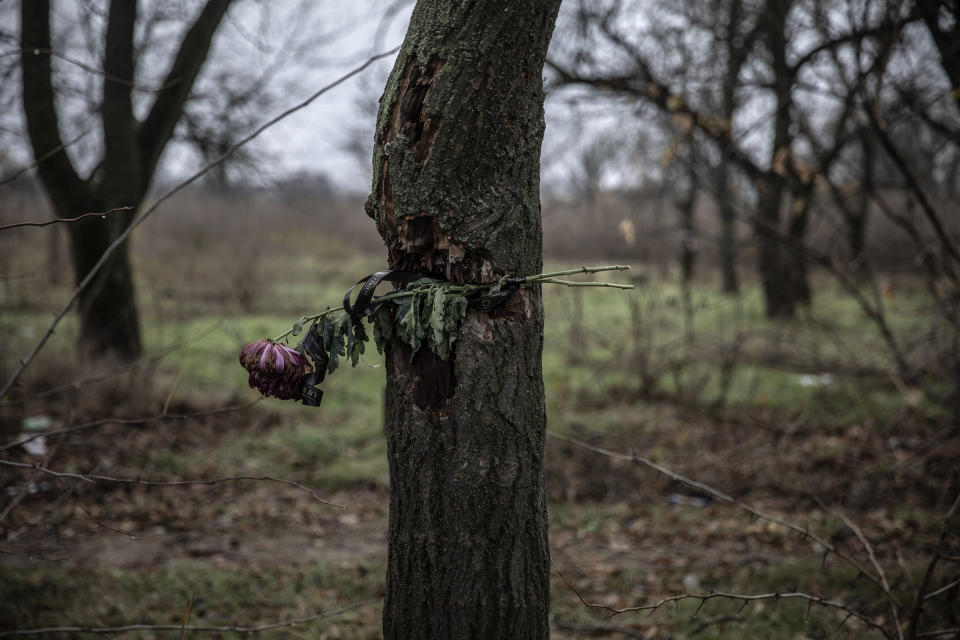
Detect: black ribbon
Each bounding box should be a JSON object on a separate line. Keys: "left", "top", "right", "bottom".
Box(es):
{"left": 343, "top": 270, "right": 421, "bottom": 320}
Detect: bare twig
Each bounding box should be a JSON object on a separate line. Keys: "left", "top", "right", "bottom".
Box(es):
{"left": 0, "top": 45, "right": 402, "bottom": 402}
{"left": 0, "top": 432, "right": 64, "bottom": 524}
{"left": 907, "top": 493, "right": 960, "bottom": 640}
{"left": 53, "top": 474, "right": 136, "bottom": 539}
{"left": 557, "top": 571, "right": 886, "bottom": 634}
{"left": 0, "top": 322, "right": 221, "bottom": 408}
{"left": 179, "top": 597, "right": 193, "bottom": 640}
{"left": 0, "top": 206, "right": 133, "bottom": 232}
{"left": 820, "top": 502, "right": 905, "bottom": 639}
{"left": 0, "top": 598, "right": 381, "bottom": 637}
{"left": 3, "top": 47, "right": 174, "bottom": 92}
{"left": 923, "top": 579, "right": 960, "bottom": 601}
{"left": 0, "top": 488, "right": 74, "bottom": 551}
{"left": 0, "top": 397, "right": 263, "bottom": 454}
{"left": 0, "top": 460, "right": 345, "bottom": 508}
{"left": 0, "top": 130, "right": 90, "bottom": 189}
{"left": 868, "top": 107, "right": 960, "bottom": 275}
{"left": 547, "top": 432, "right": 896, "bottom": 602}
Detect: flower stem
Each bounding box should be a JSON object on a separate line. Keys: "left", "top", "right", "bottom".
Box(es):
{"left": 273, "top": 265, "right": 633, "bottom": 342}
{"left": 524, "top": 265, "right": 631, "bottom": 281}
{"left": 532, "top": 278, "right": 634, "bottom": 289}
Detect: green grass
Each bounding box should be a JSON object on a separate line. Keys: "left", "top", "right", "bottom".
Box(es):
{"left": 0, "top": 561, "right": 384, "bottom": 639}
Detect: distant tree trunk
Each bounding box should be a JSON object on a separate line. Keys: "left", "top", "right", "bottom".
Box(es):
{"left": 756, "top": 0, "right": 798, "bottom": 319}
{"left": 716, "top": 0, "right": 747, "bottom": 296}
{"left": 755, "top": 179, "right": 793, "bottom": 318}
{"left": 20, "top": 0, "right": 232, "bottom": 360}
{"left": 677, "top": 186, "right": 697, "bottom": 284}
{"left": 717, "top": 163, "right": 740, "bottom": 295}
{"left": 787, "top": 190, "right": 812, "bottom": 306}
{"left": 365, "top": 1, "right": 561, "bottom": 637}
{"left": 848, "top": 135, "right": 873, "bottom": 266}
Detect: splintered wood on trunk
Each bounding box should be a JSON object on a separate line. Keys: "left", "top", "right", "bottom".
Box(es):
{"left": 365, "top": 1, "right": 561, "bottom": 638}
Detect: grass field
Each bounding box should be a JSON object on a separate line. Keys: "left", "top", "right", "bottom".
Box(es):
{"left": 1, "top": 194, "right": 956, "bottom": 638}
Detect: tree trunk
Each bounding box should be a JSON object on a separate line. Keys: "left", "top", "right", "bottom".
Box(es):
{"left": 365, "top": 1, "right": 561, "bottom": 638}
{"left": 716, "top": 0, "right": 746, "bottom": 296}
{"left": 756, "top": 0, "right": 797, "bottom": 319}
{"left": 717, "top": 163, "right": 739, "bottom": 295}
{"left": 20, "top": 0, "right": 232, "bottom": 361}
{"left": 787, "top": 191, "right": 812, "bottom": 307}
{"left": 68, "top": 217, "right": 142, "bottom": 359}
{"left": 847, "top": 134, "right": 873, "bottom": 267}
{"left": 677, "top": 188, "right": 697, "bottom": 285}
{"left": 755, "top": 179, "right": 795, "bottom": 318}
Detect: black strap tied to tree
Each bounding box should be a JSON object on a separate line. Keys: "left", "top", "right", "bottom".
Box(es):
{"left": 343, "top": 270, "right": 421, "bottom": 320}
{"left": 300, "top": 269, "right": 527, "bottom": 406}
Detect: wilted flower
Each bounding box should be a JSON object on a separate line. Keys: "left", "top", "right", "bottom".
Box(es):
{"left": 239, "top": 339, "right": 312, "bottom": 400}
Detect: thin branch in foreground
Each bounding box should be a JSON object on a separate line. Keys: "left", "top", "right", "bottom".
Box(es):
{"left": 0, "top": 206, "right": 133, "bottom": 232}
{"left": 0, "top": 397, "right": 263, "bottom": 454}
{"left": 0, "top": 460, "right": 345, "bottom": 509}
{"left": 0, "top": 129, "right": 89, "bottom": 189}
{"left": 546, "top": 431, "right": 893, "bottom": 601}
{"left": 815, "top": 500, "right": 904, "bottom": 639}
{"left": 0, "top": 45, "right": 402, "bottom": 402}
{"left": 907, "top": 492, "right": 960, "bottom": 640}
{"left": 0, "top": 322, "right": 221, "bottom": 408}
{"left": 557, "top": 571, "right": 887, "bottom": 635}
{"left": 0, "top": 598, "right": 382, "bottom": 637}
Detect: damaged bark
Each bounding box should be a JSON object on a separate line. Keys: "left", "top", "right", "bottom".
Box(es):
{"left": 365, "top": 1, "right": 561, "bottom": 638}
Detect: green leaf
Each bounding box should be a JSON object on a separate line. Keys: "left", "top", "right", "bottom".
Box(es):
{"left": 428, "top": 287, "right": 448, "bottom": 358}
{"left": 371, "top": 306, "right": 393, "bottom": 355}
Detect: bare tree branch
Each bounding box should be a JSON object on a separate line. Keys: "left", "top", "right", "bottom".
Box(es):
{"left": 20, "top": 0, "right": 97, "bottom": 216}
{"left": 0, "top": 599, "right": 381, "bottom": 637}
{"left": 907, "top": 492, "right": 960, "bottom": 640}
{"left": 547, "top": 431, "right": 898, "bottom": 604}
{"left": 0, "top": 397, "right": 263, "bottom": 453}
{"left": 0, "top": 128, "right": 89, "bottom": 189}
{"left": 819, "top": 502, "right": 905, "bottom": 640}
{"left": 0, "top": 206, "right": 132, "bottom": 232}
{"left": 137, "top": 0, "right": 234, "bottom": 193}
{"left": 867, "top": 106, "right": 960, "bottom": 277}
{"left": 0, "top": 459, "right": 345, "bottom": 508}
{"left": 557, "top": 571, "right": 887, "bottom": 635}
{"left": 0, "top": 322, "right": 220, "bottom": 408}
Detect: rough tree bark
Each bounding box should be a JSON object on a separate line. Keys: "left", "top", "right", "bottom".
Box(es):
{"left": 365, "top": 1, "right": 561, "bottom": 638}
{"left": 20, "top": 0, "right": 232, "bottom": 359}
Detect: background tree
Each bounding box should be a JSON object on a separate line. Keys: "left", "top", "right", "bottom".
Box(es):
{"left": 365, "top": 0, "right": 561, "bottom": 637}
{"left": 19, "top": 0, "right": 233, "bottom": 359}
{"left": 546, "top": 0, "right": 924, "bottom": 318}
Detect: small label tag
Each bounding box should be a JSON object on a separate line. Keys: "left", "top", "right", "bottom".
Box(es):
{"left": 301, "top": 384, "right": 323, "bottom": 407}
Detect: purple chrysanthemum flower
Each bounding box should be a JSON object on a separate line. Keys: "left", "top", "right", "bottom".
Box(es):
{"left": 239, "top": 339, "right": 312, "bottom": 400}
